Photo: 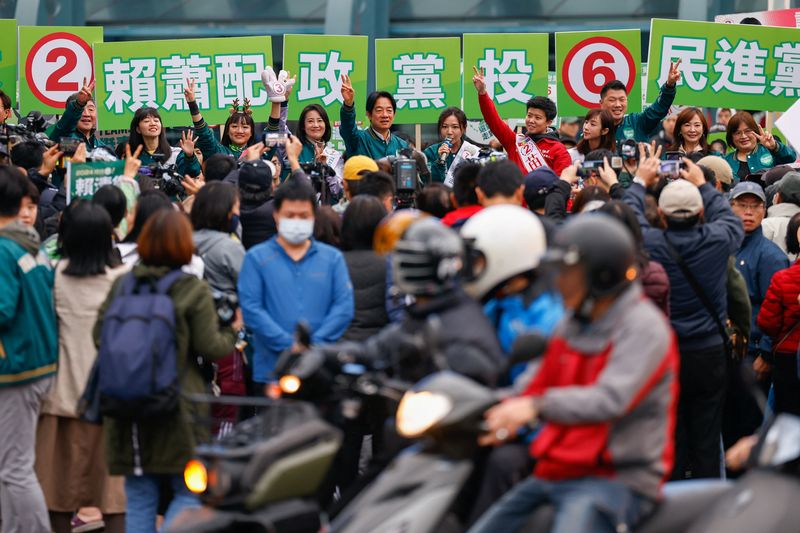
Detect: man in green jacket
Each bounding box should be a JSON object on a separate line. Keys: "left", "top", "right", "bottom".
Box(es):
{"left": 0, "top": 165, "right": 57, "bottom": 533}
{"left": 338, "top": 73, "right": 409, "bottom": 160}
{"left": 599, "top": 60, "right": 682, "bottom": 143}
{"left": 48, "top": 79, "right": 108, "bottom": 150}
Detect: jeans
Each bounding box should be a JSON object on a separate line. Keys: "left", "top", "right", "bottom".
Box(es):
{"left": 0, "top": 377, "right": 53, "bottom": 533}
{"left": 468, "top": 476, "right": 653, "bottom": 533}
{"left": 672, "top": 344, "right": 727, "bottom": 479}
{"left": 124, "top": 474, "right": 200, "bottom": 533}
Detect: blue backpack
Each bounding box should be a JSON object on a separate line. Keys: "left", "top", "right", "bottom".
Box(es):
{"left": 97, "top": 270, "right": 185, "bottom": 419}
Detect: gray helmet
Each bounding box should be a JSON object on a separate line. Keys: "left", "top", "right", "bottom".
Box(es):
{"left": 392, "top": 218, "right": 465, "bottom": 297}
{"left": 548, "top": 213, "right": 637, "bottom": 299}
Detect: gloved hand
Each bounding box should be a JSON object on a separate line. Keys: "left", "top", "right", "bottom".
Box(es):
{"left": 261, "top": 67, "right": 296, "bottom": 103}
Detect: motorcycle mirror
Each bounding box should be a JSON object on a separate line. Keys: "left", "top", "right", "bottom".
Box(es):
{"left": 508, "top": 333, "right": 548, "bottom": 367}
{"left": 295, "top": 321, "right": 312, "bottom": 348}
{"left": 754, "top": 413, "right": 800, "bottom": 468}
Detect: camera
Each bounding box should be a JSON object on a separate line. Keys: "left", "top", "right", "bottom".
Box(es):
{"left": 659, "top": 160, "right": 686, "bottom": 181}
{"left": 140, "top": 163, "right": 186, "bottom": 197}
{"left": 391, "top": 148, "right": 421, "bottom": 210}
{"left": 212, "top": 290, "right": 239, "bottom": 327}
{"left": 0, "top": 110, "right": 55, "bottom": 150}
{"left": 59, "top": 137, "right": 81, "bottom": 156}
{"left": 619, "top": 139, "right": 638, "bottom": 159}
{"left": 262, "top": 132, "right": 288, "bottom": 146}
{"left": 299, "top": 161, "right": 338, "bottom": 205}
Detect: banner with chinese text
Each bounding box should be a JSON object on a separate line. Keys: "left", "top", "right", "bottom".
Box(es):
{"left": 0, "top": 20, "right": 16, "bottom": 103}
{"left": 93, "top": 36, "right": 273, "bottom": 130}
{"left": 66, "top": 160, "right": 126, "bottom": 202}
{"left": 283, "top": 34, "right": 367, "bottom": 122}
{"left": 556, "top": 30, "right": 641, "bottom": 117}
{"left": 646, "top": 18, "right": 800, "bottom": 112}
{"left": 375, "top": 38, "right": 461, "bottom": 124}
{"left": 462, "top": 33, "right": 548, "bottom": 119}
{"left": 19, "top": 26, "right": 104, "bottom": 114}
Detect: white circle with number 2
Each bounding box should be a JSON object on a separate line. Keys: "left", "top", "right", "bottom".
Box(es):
{"left": 28, "top": 36, "right": 93, "bottom": 106}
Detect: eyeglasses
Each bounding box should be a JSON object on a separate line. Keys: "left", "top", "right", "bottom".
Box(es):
{"left": 732, "top": 201, "right": 764, "bottom": 211}
{"left": 733, "top": 129, "right": 754, "bottom": 138}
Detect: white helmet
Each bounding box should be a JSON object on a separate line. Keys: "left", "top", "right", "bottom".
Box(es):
{"left": 460, "top": 205, "right": 547, "bottom": 300}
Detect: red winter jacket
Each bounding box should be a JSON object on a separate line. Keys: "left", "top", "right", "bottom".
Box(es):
{"left": 478, "top": 92, "right": 572, "bottom": 177}
{"left": 757, "top": 261, "right": 800, "bottom": 355}
{"left": 522, "top": 284, "right": 679, "bottom": 500}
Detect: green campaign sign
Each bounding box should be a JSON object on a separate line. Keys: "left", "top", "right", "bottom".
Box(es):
{"left": 19, "top": 26, "right": 104, "bottom": 114}
{"left": 0, "top": 20, "right": 16, "bottom": 104}
{"left": 647, "top": 18, "right": 800, "bottom": 112}
{"left": 556, "top": 29, "right": 641, "bottom": 117}
{"left": 375, "top": 37, "right": 461, "bottom": 125}
{"left": 283, "top": 34, "right": 368, "bottom": 122}
{"left": 462, "top": 33, "right": 549, "bottom": 119}
{"left": 67, "top": 160, "right": 126, "bottom": 202}
{"left": 93, "top": 36, "right": 272, "bottom": 130}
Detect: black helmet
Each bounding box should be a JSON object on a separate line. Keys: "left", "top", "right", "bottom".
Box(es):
{"left": 549, "top": 213, "right": 637, "bottom": 299}
{"left": 392, "top": 217, "right": 465, "bottom": 296}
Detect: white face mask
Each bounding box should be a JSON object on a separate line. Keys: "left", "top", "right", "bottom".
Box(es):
{"left": 278, "top": 217, "right": 314, "bottom": 245}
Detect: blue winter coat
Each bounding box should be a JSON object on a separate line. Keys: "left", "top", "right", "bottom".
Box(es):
{"left": 624, "top": 183, "right": 744, "bottom": 351}
{"left": 735, "top": 226, "right": 789, "bottom": 356}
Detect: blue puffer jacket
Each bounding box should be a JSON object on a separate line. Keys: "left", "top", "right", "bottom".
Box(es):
{"left": 624, "top": 183, "right": 744, "bottom": 351}
{"left": 735, "top": 226, "right": 789, "bottom": 356}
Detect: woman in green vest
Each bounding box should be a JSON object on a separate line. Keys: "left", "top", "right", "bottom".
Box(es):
{"left": 424, "top": 107, "right": 479, "bottom": 186}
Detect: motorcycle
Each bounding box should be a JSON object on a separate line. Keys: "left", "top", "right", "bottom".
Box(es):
{"left": 330, "top": 353, "right": 733, "bottom": 533}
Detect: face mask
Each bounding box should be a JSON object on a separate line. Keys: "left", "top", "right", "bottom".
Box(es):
{"left": 278, "top": 217, "right": 314, "bottom": 245}
{"left": 229, "top": 214, "right": 240, "bottom": 234}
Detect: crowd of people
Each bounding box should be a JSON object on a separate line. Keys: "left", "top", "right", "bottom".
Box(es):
{"left": 1, "top": 48, "right": 800, "bottom": 533}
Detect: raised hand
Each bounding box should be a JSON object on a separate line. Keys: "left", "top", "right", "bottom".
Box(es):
{"left": 77, "top": 77, "right": 95, "bottom": 106}
{"left": 179, "top": 130, "right": 198, "bottom": 156}
{"left": 667, "top": 59, "right": 682, "bottom": 87}
{"left": 181, "top": 173, "right": 205, "bottom": 196}
{"left": 340, "top": 73, "right": 355, "bottom": 107}
{"left": 597, "top": 157, "right": 619, "bottom": 189}
{"left": 243, "top": 142, "right": 267, "bottom": 162}
{"left": 472, "top": 66, "right": 487, "bottom": 95}
{"left": 261, "top": 67, "right": 296, "bottom": 103}
{"left": 184, "top": 78, "right": 196, "bottom": 103}
{"left": 755, "top": 125, "right": 777, "bottom": 151}
{"left": 636, "top": 141, "right": 662, "bottom": 187}
{"left": 679, "top": 157, "right": 706, "bottom": 187}
{"left": 39, "top": 144, "right": 64, "bottom": 176}
{"left": 71, "top": 142, "right": 87, "bottom": 164}
{"left": 123, "top": 143, "right": 143, "bottom": 179}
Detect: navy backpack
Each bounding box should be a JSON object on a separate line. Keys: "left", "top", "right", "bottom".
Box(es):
{"left": 96, "top": 270, "right": 185, "bottom": 419}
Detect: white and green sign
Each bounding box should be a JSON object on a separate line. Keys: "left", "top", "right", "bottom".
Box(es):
{"left": 647, "top": 18, "right": 800, "bottom": 112}
{"left": 93, "top": 36, "right": 273, "bottom": 130}
{"left": 375, "top": 37, "right": 461, "bottom": 124}
{"left": 67, "top": 160, "right": 126, "bottom": 202}
{"left": 283, "top": 34, "right": 368, "bottom": 121}
{"left": 462, "top": 33, "right": 549, "bottom": 119}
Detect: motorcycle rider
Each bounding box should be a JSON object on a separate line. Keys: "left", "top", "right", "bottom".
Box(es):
{"left": 470, "top": 214, "right": 680, "bottom": 533}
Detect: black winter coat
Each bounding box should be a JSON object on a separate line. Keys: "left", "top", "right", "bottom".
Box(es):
{"left": 342, "top": 250, "right": 389, "bottom": 341}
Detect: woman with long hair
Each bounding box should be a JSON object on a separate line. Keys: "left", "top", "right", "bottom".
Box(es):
{"left": 667, "top": 107, "right": 709, "bottom": 157}
{"left": 424, "top": 107, "right": 480, "bottom": 184}
{"left": 127, "top": 107, "right": 182, "bottom": 167}
{"left": 35, "top": 202, "right": 130, "bottom": 533}
{"left": 573, "top": 109, "right": 616, "bottom": 159}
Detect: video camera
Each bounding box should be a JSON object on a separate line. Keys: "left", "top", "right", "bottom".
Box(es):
{"left": 0, "top": 111, "right": 54, "bottom": 151}
{"left": 299, "top": 161, "right": 338, "bottom": 205}
{"left": 139, "top": 152, "right": 186, "bottom": 197}
{"left": 386, "top": 147, "right": 431, "bottom": 209}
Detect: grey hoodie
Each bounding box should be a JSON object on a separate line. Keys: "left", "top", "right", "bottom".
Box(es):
{"left": 193, "top": 229, "right": 245, "bottom": 296}
{"left": 763, "top": 202, "right": 800, "bottom": 259}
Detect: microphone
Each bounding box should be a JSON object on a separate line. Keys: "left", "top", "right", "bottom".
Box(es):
{"left": 440, "top": 137, "right": 453, "bottom": 164}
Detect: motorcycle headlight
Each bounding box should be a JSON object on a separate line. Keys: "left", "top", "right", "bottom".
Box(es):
{"left": 279, "top": 374, "right": 301, "bottom": 395}
{"left": 184, "top": 459, "right": 208, "bottom": 494}
{"left": 396, "top": 391, "right": 453, "bottom": 438}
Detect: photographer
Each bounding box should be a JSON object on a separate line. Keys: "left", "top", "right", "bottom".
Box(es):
{"left": 48, "top": 79, "right": 108, "bottom": 151}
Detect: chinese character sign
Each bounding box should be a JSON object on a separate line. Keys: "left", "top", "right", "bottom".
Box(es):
{"left": 19, "top": 26, "right": 104, "bottom": 114}
{"left": 66, "top": 160, "right": 126, "bottom": 202}
{"left": 375, "top": 38, "right": 460, "bottom": 124}
{"left": 93, "top": 36, "right": 272, "bottom": 130}
{"left": 0, "top": 20, "right": 16, "bottom": 103}
{"left": 646, "top": 18, "right": 800, "bottom": 112}
{"left": 556, "top": 30, "right": 641, "bottom": 117}
{"left": 283, "top": 34, "right": 367, "bottom": 121}
{"left": 462, "top": 33, "right": 548, "bottom": 119}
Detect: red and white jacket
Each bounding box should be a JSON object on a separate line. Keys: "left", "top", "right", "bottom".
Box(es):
{"left": 522, "top": 283, "right": 680, "bottom": 500}
{"left": 478, "top": 92, "right": 572, "bottom": 177}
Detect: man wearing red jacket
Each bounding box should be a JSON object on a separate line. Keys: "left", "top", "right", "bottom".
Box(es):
{"left": 470, "top": 214, "right": 680, "bottom": 533}
{"left": 472, "top": 66, "right": 572, "bottom": 177}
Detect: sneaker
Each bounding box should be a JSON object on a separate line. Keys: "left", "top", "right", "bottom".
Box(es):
{"left": 71, "top": 516, "right": 105, "bottom": 533}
